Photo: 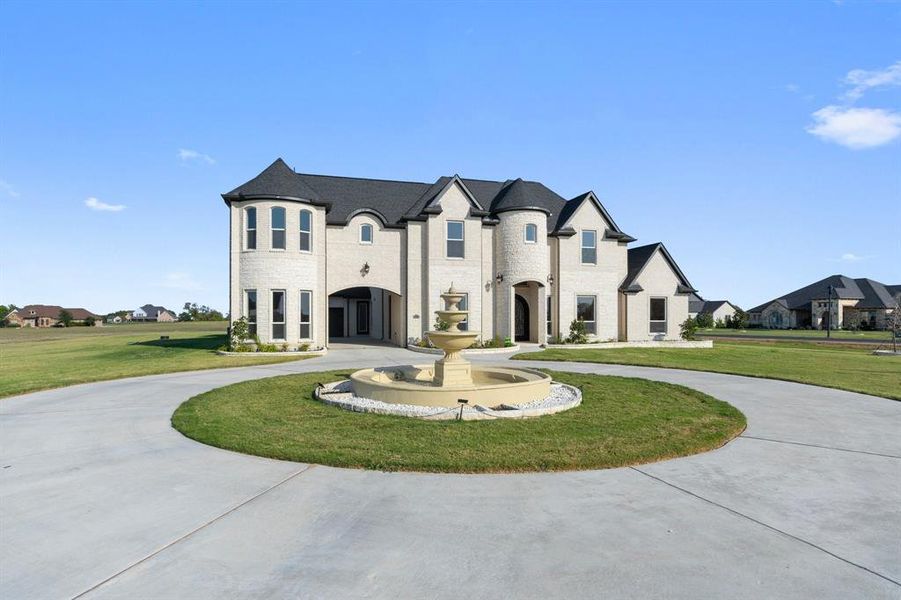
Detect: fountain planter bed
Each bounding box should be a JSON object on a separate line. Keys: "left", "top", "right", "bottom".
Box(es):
{"left": 316, "top": 379, "right": 581, "bottom": 420}
{"left": 545, "top": 341, "right": 713, "bottom": 349}
{"left": 171, "top": 369, "right": 746, "bottom": 473}
{"left": 216, "top": 348, "right": 327, "bottom": 357}
{"left": 406, "top": 344, "right": 521, "bottom": 355}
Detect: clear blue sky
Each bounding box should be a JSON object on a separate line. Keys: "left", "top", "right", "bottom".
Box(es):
{"left": 1, "top": 1, "right": 899, "bottom": 314}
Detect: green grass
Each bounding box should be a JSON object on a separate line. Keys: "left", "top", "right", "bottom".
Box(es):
{"left": 515, "top": 340, "right": 901, "bottom": 401}
{"left": 697, "top": 328, "right": 892, "bottom": 341}
{"left": 0, "top": 322, "right": 305, "bottom": 398}
{"left": 171, "top": 370, "right": 746, "bottom": 473}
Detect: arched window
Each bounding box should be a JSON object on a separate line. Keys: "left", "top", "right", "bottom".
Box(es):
{"left": 299, "top": 209, "right": 312, "bottom": 252}
{"left": 525, "top": 223, "right": 537, "bottom": 244}
{"left": 360, "top": 223, "right": 373, "bottom": 244}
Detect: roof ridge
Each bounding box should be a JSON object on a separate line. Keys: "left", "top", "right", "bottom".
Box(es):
{"left": 295, "top": 171, "right": 435, "bottom": 186}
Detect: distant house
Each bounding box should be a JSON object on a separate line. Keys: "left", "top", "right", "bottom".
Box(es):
{"left": 4, "top": 305, "right": 102, "bottom": 327}
{"left": 748, "top": 275, "right": 900, "bottom": 330}
{"left": 132, "top": 304, "right": 177, "bottom": 322}
{"left": 688, "top": 293, "right": 741, "bottom": 323}
{"left": 106, "top": 311, "right": 134, "bottom": 324}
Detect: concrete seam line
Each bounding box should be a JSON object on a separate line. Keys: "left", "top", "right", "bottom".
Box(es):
{"left": 629, "top": 466, "right": 901, "bottom": 588}
{"left": 69, "top": 464, "right": 315, "bottom": 600}
{"left": 740, "top": 434, "right": 901, "bottom": 460}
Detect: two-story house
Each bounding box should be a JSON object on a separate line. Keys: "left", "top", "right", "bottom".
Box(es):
{"left": 223, "top": 159, "right": 696, "bottom": 348}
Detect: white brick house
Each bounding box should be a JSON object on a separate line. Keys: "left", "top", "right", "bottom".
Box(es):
{"left": 224, "top": 159, "right": 697, "bottom": 348}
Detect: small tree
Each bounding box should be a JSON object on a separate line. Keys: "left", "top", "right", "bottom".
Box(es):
{"left": 695, "top": 312, "right": 714, "bottom": 329}
{"left": 680, "top": 317, "right": 698, "bottom": 340}
{"left": 730, "top": 309, "right": 748, "bottom": 329}
{"left": 58, "top": 309, "right": 73, "bottom": 327}
{"left": 229, "top": 316, "right": 251, "bottom": 350}
{"left": 84, "top": 316, "right": 96, "bottom": 327}
{"left": 886, "top": 301, "right": 900, "bottom": 353}
{"left": 567, "top": 318, "right": 588, "bottom": 344}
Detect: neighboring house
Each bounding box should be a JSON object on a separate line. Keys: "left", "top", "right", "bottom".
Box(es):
{"left": 132, "top": 304, "right": 177, "bottom": 322}
{"left": 688, "top": 295, "right": 741, "bottom": 324}
{"left": 748, "top": 275, "right": 900, "bottom": 330}
{"left": 223, "top": 158, "right": 698, "bottom": 347}
{"left": 4, "top": 305, "right": 102, "bottom": 327}
{"left": 106, "top": 311, "right": 134, "bottom": 324}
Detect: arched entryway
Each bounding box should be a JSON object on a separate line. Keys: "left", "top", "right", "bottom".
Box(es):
{"left": 514, "top": 294, "right": 530, "bottom": 342}
{"left": 327, "top": 286, "right": 403, "bottom": 347}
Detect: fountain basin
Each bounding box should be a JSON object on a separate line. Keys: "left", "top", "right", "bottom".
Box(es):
{"left": 349, "top": 364, "right": 552, "bottom": 408}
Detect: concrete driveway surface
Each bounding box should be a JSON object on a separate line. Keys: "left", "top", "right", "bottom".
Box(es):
{"left": 1, "top": 345, "right": 899, "bottom": 599}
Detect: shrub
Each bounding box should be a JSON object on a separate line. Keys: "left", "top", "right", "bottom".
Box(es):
{"left": 503, "top": 337, "right": 514, "bottom": 347}
{"left": 680, "top": 317, "right": 698, "bottom": 341}
{"left": 729, "top": 309, "right": 749, "bottom": 329}
{"left": 566, "top": 319, "right": 588, "bottom": 344}
{"left": 298, "top": 343, "right": 310, "bottom": 352}
{"left": 230, "top": 317, "right": 251, "bottom": 350}
{"left": 695, "top": 313, "right": 714, "bottom": 329}
{"left": 257, "top": 343, "right": 278, "bottom": 353}
{"left": 714, "top": 318, "right": 725, "bottom": 329}
{"left": 433, "top": 315, "right": 450, "bottom": 331}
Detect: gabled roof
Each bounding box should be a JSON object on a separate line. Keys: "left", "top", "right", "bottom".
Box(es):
{"left": 5, "top": 305, "right": 101, "bottom": 320}
{"left": 139, "top": 304, "right": 174, "bottom": 316}
{"left": 222, "top": 160, "right": 633, "bottom": 236}
{"left": 699, "top": 300, "right": 740, "bottom": 314}
{"left": 620, "top": 243, "right": 696, "bottom": 294}
{"left": 747, "top": 275, "right": 899, "bottom": 313}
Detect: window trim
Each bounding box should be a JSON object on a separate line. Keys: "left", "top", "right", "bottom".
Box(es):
{"left": 245, "top": 207, "right": 257, "bottom": 250}
{"left": 271, "top": 289, "right": 286, "bottom": 340}
{"left": 580, "top": 229, "right": 597, "bottom": 265}
{"left": 299, "top": 209, "right": 312, "bottom": 253}
{"left": 359, "top": 223, "right": 373, "bottom": 245}
{"left": 575, "top": 294, "right": 597, "bottom": 335}
{"left": 299, "top": 290, "right": 312, "bottom": 340}
{"left": 649, "top": 296, "right": 667, "bottom": 334}
{"left": 245, "top": 289, "right": 257, "bottom": 336}
{"left": 524, "top": 223, "right": 538, "bottom": 244}
{"left": 271, "top": 207, "right": 286, "bottom": 251}
{"left": 446, "top": 220, "right": 465, "bottom": 259}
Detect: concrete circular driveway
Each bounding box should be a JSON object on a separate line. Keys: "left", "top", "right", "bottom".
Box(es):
{"left": 2, "top": 346, "right": 899, "bottom": 599}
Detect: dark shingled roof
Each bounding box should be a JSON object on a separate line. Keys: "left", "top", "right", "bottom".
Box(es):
{"left": 620, "top": 243, "right": 695, "bottom": 294}
{"left": 697, "top": 300, "right": 740, "bottom": 314}
{"left": 223, "top": 159, "right": 633, "bottom": 236}
{"left": 748, "top": 275, "right": 900, "bottom": 313}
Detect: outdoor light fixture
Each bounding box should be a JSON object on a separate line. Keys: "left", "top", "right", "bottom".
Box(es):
{"left": 485, "top": 281, "right": 491, "bottom": 292}
{"left": 457, "top": 398, "right": 469, "bottom": 420}
{"left": 496, "top": 272, "right": 504, "bottom": 284}
{"left": 547, "top": 273, "right": 555, "bottom": 286}
{"left": 361, "top": 262, "right": 370, "bottom": 276}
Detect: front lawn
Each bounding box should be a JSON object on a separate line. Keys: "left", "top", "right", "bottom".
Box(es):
{"left": 514, "top": 341, "right": 901, "bottom": 401}
{"left": 697, "top": 328, "right": 892, "bottom": 341}
{"left": 0, "top": 322, "right": 305, "bottom": 398}
{"left": 171, "top": 370, "right": 745, "bottom": 473}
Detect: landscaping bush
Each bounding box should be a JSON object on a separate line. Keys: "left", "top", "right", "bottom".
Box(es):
{"left": 680, "top": 317, "right": 698, "bottom": 341}
{"left": 566, "top": 319, "right": 588, "bottom": 344}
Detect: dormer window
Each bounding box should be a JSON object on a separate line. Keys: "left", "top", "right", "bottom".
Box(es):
{"left": 360, "top": 223, "right": 373, "bottom": 245}
{"left": 581, "top": 230, "right": 597, "bottom": 264}
{"left": 299, "top": 209, "right": 312, "bottom": 252}
{"left": 525, "top": 223, "right": 537, "bottom": 244}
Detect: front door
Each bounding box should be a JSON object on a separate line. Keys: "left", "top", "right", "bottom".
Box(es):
{"left": 328, "top": 307, "right": 344, "bottom": 338}
{"left": 356, "top": 301, "right": 370, "bottom": 335}
{"left": 514, "top": 294, "right": 530, "bottom": 342}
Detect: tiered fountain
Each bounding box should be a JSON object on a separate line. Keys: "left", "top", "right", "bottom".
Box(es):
{"left": 347, "top": 284, "right": 553, "bottom": 408}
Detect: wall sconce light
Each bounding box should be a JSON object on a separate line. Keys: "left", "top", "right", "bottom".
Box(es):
{"left": 496, "top": 272, "right": 504, "bottom": 284}
{"left": 547, "top": 273, "right": 555, "bottom": 286}
{"left": 361, "top": 262, "right": 370, "bottom": 276}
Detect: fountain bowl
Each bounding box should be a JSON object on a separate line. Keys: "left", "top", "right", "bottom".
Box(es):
{"left": 349, "top": 364, "right": 552, "bottom": 408}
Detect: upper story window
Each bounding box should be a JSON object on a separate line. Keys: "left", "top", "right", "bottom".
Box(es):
{"left": 525, "top": 223, "right": 538, "bottom": 244}
{"left": 581, "top": 230, "right": 597, "bottom": 264}
{"left": 360, "top": 223, "right": 373, "bottom": 245}
{"left": 299, "top": 209, "right": 312, "bottom": 252}
{"left": 271, "top": 207, "right": 286, "bottom": 250}
{"left": 446, "top": 221, "right": 464, "bottom": 258}
{"left": 245, "top": 207, "right": 257, "bottom": 250}
{"left": 650, "top": 297, "right": 667, "bottom": 333}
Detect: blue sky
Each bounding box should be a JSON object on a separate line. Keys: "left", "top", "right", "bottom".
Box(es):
{"left": 1, "top": 1, "right": 899, "bottom": 314}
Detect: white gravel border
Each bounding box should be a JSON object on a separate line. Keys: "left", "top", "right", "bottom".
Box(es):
{"left": 314, "top": 380, "right": 581, "bottom": 420}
